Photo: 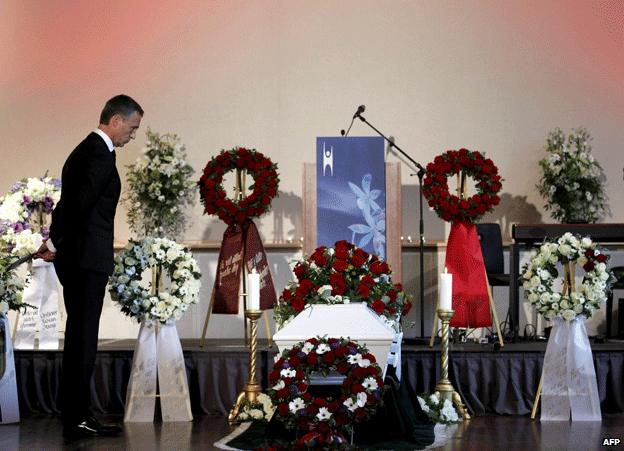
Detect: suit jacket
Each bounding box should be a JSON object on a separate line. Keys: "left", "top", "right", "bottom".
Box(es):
{"left": 50, "top": 132, "right": 121, "bottom": 281}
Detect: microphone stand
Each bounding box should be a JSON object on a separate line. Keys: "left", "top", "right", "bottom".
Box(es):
{"left": 354, "top": 113, "right": 428, "bottom": 340}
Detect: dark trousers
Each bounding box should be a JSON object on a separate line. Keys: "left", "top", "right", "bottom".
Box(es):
{"left": 59, "top": 268, "right": 108, "bottom": 426}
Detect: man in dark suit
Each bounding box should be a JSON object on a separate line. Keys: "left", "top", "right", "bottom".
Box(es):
{"left": 35, "top": 95, "right": 143, "bottom": 438}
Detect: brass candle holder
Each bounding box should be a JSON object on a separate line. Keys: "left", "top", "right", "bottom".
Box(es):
{"left": 434, "top": 308, "right": 470, "bottom": 420}
{"left": 228, "top": 309, "right": 263, "bottom": 423}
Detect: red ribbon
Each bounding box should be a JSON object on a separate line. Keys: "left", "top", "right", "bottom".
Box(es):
{"left": 213, "top": 220, "right": 277, "bottom": 314}
{"left": 445, "top": 222, "right": 491, "bottom": 328}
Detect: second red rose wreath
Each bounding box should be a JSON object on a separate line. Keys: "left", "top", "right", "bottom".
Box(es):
{"left": 423, "top": 148, "right": 503, "bottom": 328}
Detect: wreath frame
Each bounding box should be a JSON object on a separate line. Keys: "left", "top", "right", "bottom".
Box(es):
{"left": 268, "top": 336, "right": 385, "bottom": 436}
{"left": 109, "top": 237, "right": 201, "bottom": 323}
{"left": 423, "top": 148, "right": 502, "bottom": 223}
{"left": 521, "top": 232, "right": 614, "bottom": 321}
{"left": 199, "top": 147, "right": 279, "bottom": 225}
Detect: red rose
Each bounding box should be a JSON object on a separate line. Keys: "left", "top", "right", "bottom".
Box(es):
{"left": 355, "top": 408, "right": 366, "bottom": 420}
{"left": 322, "top": 351, "right": 335, "bottom": 364}
{"left": 351, "top": 384, "right": 364, "bottom": 394}
{"left": 329, "top": 273, "right": 346, "bottom": 295}
{"left": 585, "top": 249, "right": 595, "bottom": 258}
{"left": 261, "top": 196, "right": 271, "bottom": 205}
{"left": 282, "top": 289, "right": 292, "bottom": 301}
{"left": 306, "top": 353, "right": 318, "bottom": 365}
{"left": 371, "top": 299, "right": 385, "bottom": 314}
{"left": 298, "top": 382, "right": 308, "bottom": 392}
{"left": 291, "top": 298, "right": 305, "bottom": 312}
{"left": 332, "top": 259, "right": 349, "bottom": 272}
{"left": 370, "top": 261, "right": 384, "bottom": 275}
{"left": 269, "top": 370, "right": 280, "bottom": 383}
{"left": 277, "top": 388, "right": 289, "bottom": 399}
{"left": 337, "top": 361, "right": 350, "bottom": 374}
{"left": 402, "top": 301, "right": 412, "bottom": 316}
{"left": 310, "top": 247, "right": 328, "bottom": 266}
{"left": 307, "top": 404, "right": 318, "bottom": 415}
{"left": 358, "top": 283, "right": 371, "bottom": 299}
{"left": 289, "top": 356, "right": 300, "bottom": 366}
{"left": 293, "top": 264, "right": 306, "bottom": 279}
{"left": 328, "top": 401, "right": 341, "bottom": 413}
{"left": 596, "top": 253, "right": 607, "bottom": 263}
{"left": 335, "top": 346, "right": 347, "bottom": 357}
{"left": 583, "top": 261, "right": 595, "bottom": 272}
{"left": 278, "top": 403, "right": 289, "bottom": 416}
{"left": 351, "top": 248, "right": 369, "bottom": 267}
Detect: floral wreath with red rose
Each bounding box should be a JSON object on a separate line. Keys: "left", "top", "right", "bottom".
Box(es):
{"left": 199, "top": 147, "right": 279, "bottom": 225}
{"left": 423, "top": 148, "right": 502, "bottom": 223}
{"left": 268, "top": 336, "right": 385, "bottom": 440}
{"left": 273, "top": 240, "right": 412, "bottom": 329}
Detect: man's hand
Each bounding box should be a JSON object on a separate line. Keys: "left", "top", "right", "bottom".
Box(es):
{"left": 34, "top": 241, "right": 56, "bottom": 262}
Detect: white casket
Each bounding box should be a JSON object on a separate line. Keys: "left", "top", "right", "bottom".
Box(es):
{"left": 273, "top": 303, "right": 396, "bottom": 374}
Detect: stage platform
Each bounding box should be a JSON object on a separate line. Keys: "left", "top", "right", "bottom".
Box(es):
{"left": 13, "top": 338, "right": 624, "bottom": 418}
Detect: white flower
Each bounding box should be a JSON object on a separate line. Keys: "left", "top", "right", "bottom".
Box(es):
{"left": 316, "top": 343, "right": 331, "bottom": 354}
{"left": 0, "top": 300, "right": 9, "bottom": 314}
{"left": 417, "top": 396, "right": 430, "bottom": 413}
{"left": 288, "top": 397, "right": 305, "bottom": 413}
{"left": 249, "top": 409, "right": 263, "bottom": 420}
{"left": 348, "top": 354, "right": 362, "bottom": 365}
{"left": 441, "top": 399, "right": 459, "bottom": 422}
{"left": 280, "top": 368, "right": 296, "bottom": 378}
{"left": 430, "top": 393, "right": 439, "bottom": 405}
{"left": 562, "top": 309, "right": 576, "bottom": 321}
{"left": 316, "top": 407, "right": 332, "bottom": 421}
{"left": 272, "top": 380, "right": 285, "bottom": 391}
{"left": 356, "top": 392, "right": 368, "bottom": 407}
{"left": 343, "top": 398, "right": 358, "bottom": 412}
{"left": 301, "top": 341, "right": 315, "bottom": 355}
{"left": 362, "top": 377, "right": 378, "bottom": 390}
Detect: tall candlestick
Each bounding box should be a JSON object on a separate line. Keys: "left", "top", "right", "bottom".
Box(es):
{"left": 439, "top": 267, "right": 453, "bottom": 311}
{"left": 248, "top": 268, "right": 260, "bottom": 311}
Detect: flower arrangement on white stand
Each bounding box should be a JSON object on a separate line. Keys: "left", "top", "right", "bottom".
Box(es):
{"left": 110, "top": 237, "right": 201, "bottom": 422}
{"left": 0, "top": 176, "right": 61, "bottom": 349}
{"left": 123, "top": 128, "right": 196, "bottom": 237}
{"left": 522, "top": 232, "right": 615, "bottom": 421}
{"left": 536, "top": 128, "right": 609, "bottom": 223}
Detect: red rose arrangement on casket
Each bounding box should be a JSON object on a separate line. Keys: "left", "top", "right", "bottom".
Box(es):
{"left": 273, "top": 240, "right": 411, "bottom": 328}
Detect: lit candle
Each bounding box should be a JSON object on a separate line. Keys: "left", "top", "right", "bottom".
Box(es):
{"left": 248, "top": 268, "right": 261, "bottom": 311}
{"left": 439, "top": 267, "right": 453, "bottom": 311}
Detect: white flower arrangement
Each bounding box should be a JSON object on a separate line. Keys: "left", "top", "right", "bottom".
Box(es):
{"left": 235, "top": 393, "right": 275, "bottom": 423}
{"left": 417, "top": 393, "right": 461, "bottom": 425}
{"left": 123, "top": 129, "right": 196, "bottom": 238}
{"left": 0, "top": 176, "right": 61, "bottom": 256}
{"left": 109, "top": 237, "right": 201, "bottom": 323}
{"left": 0, "top": 255, "right": 30, "bottom": 314}
{"left": 537, "top": 128, "right": 609, "bottom": 223}
{"left": 522, "top": 232, "right": 615, "bottom": 321}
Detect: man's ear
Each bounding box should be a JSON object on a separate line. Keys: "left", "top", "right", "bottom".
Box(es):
{"left": 110, "top": 114, "right": 123, "bottom": 128}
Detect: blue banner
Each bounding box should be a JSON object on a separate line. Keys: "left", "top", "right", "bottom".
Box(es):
{"left": 316, "top": 136, "right": 386, "bottom": 259}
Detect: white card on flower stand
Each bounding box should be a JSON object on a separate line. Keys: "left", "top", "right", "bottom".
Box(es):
{"left": 14, "top": 259, "right": 60, "bottom": 350}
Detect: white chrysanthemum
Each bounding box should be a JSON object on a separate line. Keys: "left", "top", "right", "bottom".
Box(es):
{"left": 302, "top": 341, "right": 315, "bottom": 355}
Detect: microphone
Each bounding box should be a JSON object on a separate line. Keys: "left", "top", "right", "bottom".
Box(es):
{"left": 353, "top": 105, "right": 366, "bottom": 119}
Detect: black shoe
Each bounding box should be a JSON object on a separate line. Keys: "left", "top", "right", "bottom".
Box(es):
{"left": 63, "top": 416, "right": 122, "bottom": 439}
